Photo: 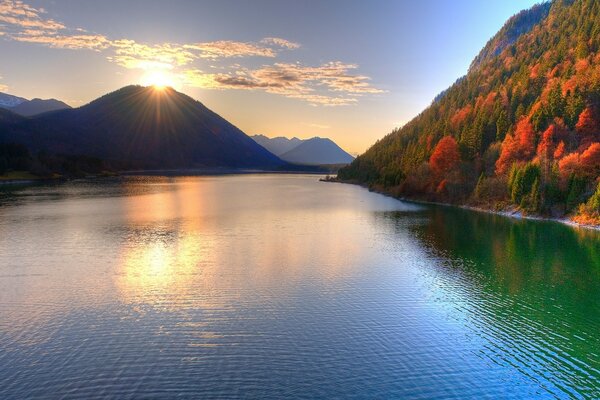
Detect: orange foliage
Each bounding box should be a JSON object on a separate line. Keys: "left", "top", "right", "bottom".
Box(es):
{"left": 575, "top": 58, "right": 590, "bottom": 73}
{"left": 558, "top": 152, "right": 581, "bottom": 180}
{"left": 530, "top": 63, "right": 540, "bottom": 78}
{"left": 558, "top": 143, "right": 600, "bottom": 180}
{"left": 429, "top": 136, "right": 460, "bottom": 176}
{"left": 515, "top": 118, "right": 536, "bottom": 158}
{"left": 450, "top": 104, "right": 472, "bottom": 128}
{"left": 562, "top": 76, "right": 578, "bottom": 95}
{"left": 536, "top": 124, "right": 557, "bottom": 160}
{"left": 576, "top": 107, "right": 600, "bottom": 149}
{"left": 496, "top": 118, "right": 536, "bottom": 174}
{"left": 580, "top": 142, "right": 600, "bottom": 171}
{"left": 576, "top": 107, "right": 599, "bottom": 134}
{"left": 436, "top": 179, "right": 448, "bottom": 194}
{"left": 554, "top": 141, "right": 566, "bottom": 159}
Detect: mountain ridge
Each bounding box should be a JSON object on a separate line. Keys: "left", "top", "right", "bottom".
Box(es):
{"left": 338, "top": 0, "right": 600, "bottom": 225}
{"left": 251, "top": 134, "right": 354, "bottom": 165}
{"left": 0, "top": 85, "right": 284, "bottom": 171}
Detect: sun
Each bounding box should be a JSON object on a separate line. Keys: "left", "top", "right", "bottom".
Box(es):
{"left": 140, "top": 70, "right": 179, "bottom": 90}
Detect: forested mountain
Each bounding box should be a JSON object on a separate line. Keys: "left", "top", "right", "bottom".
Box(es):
{"left": 338, "top": 0, "right": 600, "bottom": 225}
{"left": 0, "top": 86, "right": 284, "bottom": 172}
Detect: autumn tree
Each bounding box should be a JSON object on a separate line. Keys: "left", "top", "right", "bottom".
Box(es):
{"left": 429, "top": 136, "right": 460, "bottom": 176}
{"left": 496, "top": 118, "right": 536, "bottom": 174}
{"left": 575, "top": 107, "right": 599, "bottom": 135}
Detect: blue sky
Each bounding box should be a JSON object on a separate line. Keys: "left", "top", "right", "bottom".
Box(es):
{"left": 0, "top": 0, "right": 540, "bottom": 153}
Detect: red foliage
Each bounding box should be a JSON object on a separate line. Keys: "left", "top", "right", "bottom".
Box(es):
{"left": 537, "top": 125, "right": 556, "bottom": 160}
{"left": 554, "top": 141, "right": 566, "bottom": 159}
{"left": 576, "top": 107, "right": 600, "bottom": 150}
{"left": 576, "top": 107, "right": 599, "bottom": 135}
{"left": 495, "top": 118, "right": 536, "bottom": 174}
{"left": 450, "top": 105, "right": 472, "bottom": 128}
{"left": 429, "top": 136, "right": 460, "bottom": 176}
{"left": 558, "top": 152, "right": 581, "bottom": 181}
{"left": 558, "top": 143, "right": 600, "bottom": 180}
{"left": 436, "top": 179, "right": 448, "bottom": 194}
{"left": 515, "top": 118, "right": 536, "bottom": 158}
{"left": 580, "top": 142, "right": 600, "bottom": 171}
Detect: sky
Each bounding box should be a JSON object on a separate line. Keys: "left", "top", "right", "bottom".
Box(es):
{"left": 0, "top": 0, "right": 540, "bottom": 154}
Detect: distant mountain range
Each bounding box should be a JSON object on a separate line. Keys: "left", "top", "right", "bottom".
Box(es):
{"left": 0, "top": 92, "right": 71, "bottom": 116}
{"left": 252, "top": 134, "right": 354, "bottom": 165}
{"left": 0, "top": 85, "right": 283, "bottom": 170}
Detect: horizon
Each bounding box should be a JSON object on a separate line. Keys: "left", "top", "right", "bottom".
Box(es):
{"left": 0, "top": 0, "right": 539, "bottom": 154}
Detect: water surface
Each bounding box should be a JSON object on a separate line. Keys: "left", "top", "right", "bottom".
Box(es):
{"left": 0, "top": 174, "right": 599, "bottom": 398}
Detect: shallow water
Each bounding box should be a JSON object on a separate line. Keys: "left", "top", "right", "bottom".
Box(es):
{"left": 0, "top": 174, "right": 599, "bottom": 398}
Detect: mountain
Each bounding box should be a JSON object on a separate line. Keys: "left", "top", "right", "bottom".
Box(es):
{"left": 0, "top": 85, "right": 284, "bottom": 170}
{"left": 0, "top": 108, "right": 26, "bottom": 124}
{"left": 251, "top": 134, "right": 303, "bottom": 156}
{"left": 10, "top": 98, "right": 71, "bottom": 116}
{"left": 251, "top": 135, "right": 354, "bottom": 165}
{"left": 0, "top": 92, "right": 27, "bottom": 108}
{"left": 278, "top": 137, "right": 354, "bottom": 165}
{"left": 469, "top": 3, "right": 552, "bottom": 72}
{"left": 338, "top": 0, "right": 600, "bottom": 224}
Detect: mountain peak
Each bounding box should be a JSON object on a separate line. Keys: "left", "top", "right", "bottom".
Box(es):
{"left": 0, "top": 85, "right": 283, "bottom": 169}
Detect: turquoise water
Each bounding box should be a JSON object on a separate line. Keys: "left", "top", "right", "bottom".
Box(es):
{"left": 0, "top": 174, "right": 598, "bottom": 398}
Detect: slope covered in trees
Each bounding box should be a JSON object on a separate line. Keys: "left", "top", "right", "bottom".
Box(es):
{"left": 338, "top": 0, "right": 600, "bottom": 225}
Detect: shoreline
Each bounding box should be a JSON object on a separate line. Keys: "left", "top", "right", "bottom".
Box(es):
{"left": 0, "top": 168, "right": 330, "bottom": 185}
{"left": 326, "top": 178, "right": 600, "bottom": 232}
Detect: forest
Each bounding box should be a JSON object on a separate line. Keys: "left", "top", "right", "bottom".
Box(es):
{"left": 338, "top": 0, "right": 600, "bottom": 225}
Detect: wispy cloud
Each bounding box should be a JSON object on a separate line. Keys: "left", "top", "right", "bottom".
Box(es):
{"left": 261, "top": 37, "right": 301, "bottom": 50}
{"left": 186, "top": 40, "right": 276, "bottom": 59}
{"left": 183, "top": 62, "right": 384, "bottom": 106}
{"left": 109, "top": 40, "right": 196, "bottom": 69}
{"left": 13, "top": 31, "right": 110, "bottom": 50}
{"left": 0, "top": 0, "right": 65, "bottom": 32}
{"left": 308, "top": 123, "right": 330, "bottom": 129}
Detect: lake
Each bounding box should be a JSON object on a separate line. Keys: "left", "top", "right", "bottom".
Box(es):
{"left": 0, "top": 174, "right": 599, "bottom": 398}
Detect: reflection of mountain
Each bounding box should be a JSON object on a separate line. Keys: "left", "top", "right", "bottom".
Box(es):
{"left": 378, "top": 206, "right": 600, "bottom": 397}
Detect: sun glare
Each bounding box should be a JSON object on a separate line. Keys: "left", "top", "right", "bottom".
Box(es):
{"left": 140, "top": 70, "right": 179, "bottom": 90}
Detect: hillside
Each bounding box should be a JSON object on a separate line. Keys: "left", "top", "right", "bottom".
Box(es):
{"left": 0, "top": 85, "right": 284, "bottom": 171}
{"left": 0, "top": 92, "right": 26, "bottom": 108}
{"left": 338, "top": 0, "right": 600, "bottom": 225}
{"left": 10, "top": 98, "right": 71, "bottom": 116}
{"left": 279, "top": 137, "right": 354, "bottom": 165}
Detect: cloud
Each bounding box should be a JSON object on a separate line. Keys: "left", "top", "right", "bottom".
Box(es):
{"left": 0, "top": 0, "right": 384, "bottom": 107}
{"left": 308, "top": 123, "right": 330, "bottom": 129}
{"left": 108, "top": 40, "right": 196, "bottom": 69}
{"left": 185, "top": 40, "right": 277, "bottom": 59}
{"left": 13, "top": 31, "right": 111, "bottom": 50}
{"left": 183, "top": 62, "right": 383, "bottom": 106}
{"left": 0, "top": 75, "right": 7, "bottom": 92}
{"left": 0, "top": 0, "right": 65, "bottom": 32}
{"left": 261, "top": 37, "right": 301, "bottom": 50}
